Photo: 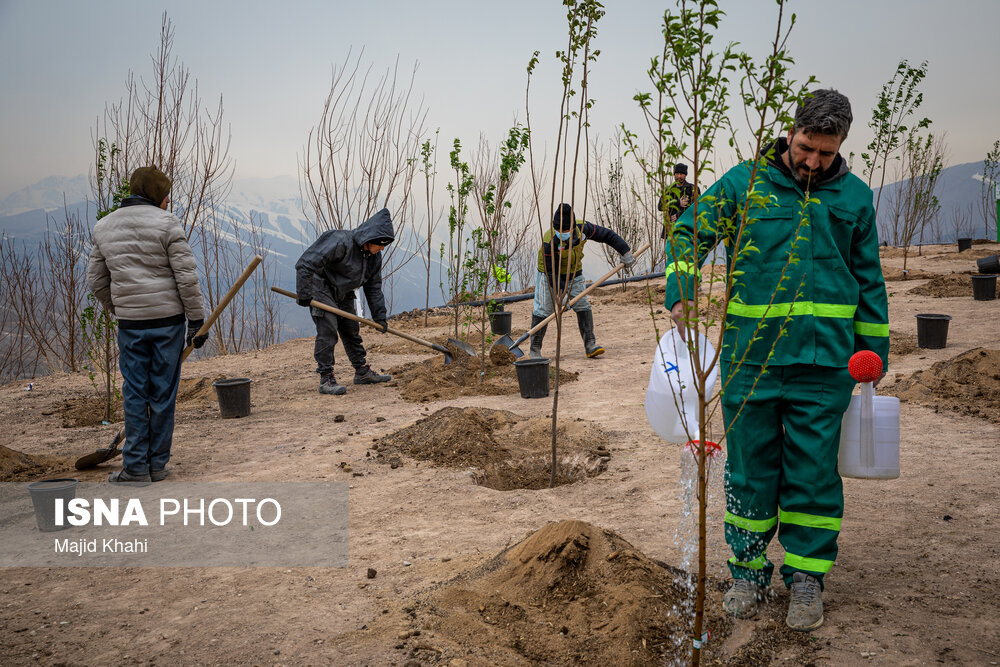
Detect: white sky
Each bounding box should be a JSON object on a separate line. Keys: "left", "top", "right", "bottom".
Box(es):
{"left": 1, "top": 0, "right": 998, "bottom": 199}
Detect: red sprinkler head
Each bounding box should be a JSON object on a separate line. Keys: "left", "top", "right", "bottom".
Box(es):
{"left": 849, "top": 350, "right": 883, "bottom": 383}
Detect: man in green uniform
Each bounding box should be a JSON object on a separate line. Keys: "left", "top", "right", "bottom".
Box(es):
{"left": 664, "top": 89, "right": 889, "bottom": 631}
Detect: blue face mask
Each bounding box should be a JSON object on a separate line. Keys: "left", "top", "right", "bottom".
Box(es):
{"left": 554, "top": 230, "right": 572, "bottom": 241}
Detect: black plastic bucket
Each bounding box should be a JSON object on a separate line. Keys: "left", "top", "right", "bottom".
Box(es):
{"left": 489, "top": 311, "right": 512, "bottom": 335}
{"left": 514, "top": 358, "right": 550, "bottom": 399}
{"left": 957, "top": 238, "right": 972, "bottom": 252}
{"left": 977, "top": 254, "right": 1000, "bottom": 274}
{"left": 26, "top": 478, "right": 79, "bottom": 532}
{"left": 212, "top": 378, "right": 252, "bottom": 418}
{"left": 972, "top": 274, "right": 997, "bottom": 301}
{"left": 915, "top": 313, "right": 952, "bottom": 349}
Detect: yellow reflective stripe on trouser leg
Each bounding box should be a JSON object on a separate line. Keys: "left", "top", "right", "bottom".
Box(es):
{"left": 725, "top": 511, "right": 778, "bottom": 533}
{"left": 779, "top": 509, "right": 842, "bottom": 532}
{"left": 783, "top": 552, "right": 834, "bottom": 574}
{"left": 728, "top": 554, "right": 769, "bottom": 570}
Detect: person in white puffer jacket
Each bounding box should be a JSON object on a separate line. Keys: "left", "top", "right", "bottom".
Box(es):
{"left": 88, "top": 166, "right": 206, "bottom": 484}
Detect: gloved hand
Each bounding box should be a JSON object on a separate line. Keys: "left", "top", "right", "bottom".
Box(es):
{"left": 186, "top": 320, "right": 208, "bottom": 349}
{"left": 621, "top": 251, "right": 636, "bottom": 267}
{"left": 297, "top": 293, "right": 312, "bottom": 307}
{"left": 374, "top": 319, "right": 388, "bottom": 333}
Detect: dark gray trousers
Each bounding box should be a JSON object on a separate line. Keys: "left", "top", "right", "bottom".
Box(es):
{"left": 311, "top": 292, "right": 367, "bottom": 375}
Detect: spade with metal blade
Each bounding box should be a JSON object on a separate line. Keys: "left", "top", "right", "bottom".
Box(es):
{"left": 491, "top": 241, "right": 651, "bottom": 362}
{"left": 270, "top": 287, "right": 475, "bottom": 364}
{"left": 75, "top": 256, "right": 263, "bottom": 471}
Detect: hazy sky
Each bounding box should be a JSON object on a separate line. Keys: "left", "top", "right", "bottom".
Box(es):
{"left": 1, "top": 0, "right": 998, "bottom": 199}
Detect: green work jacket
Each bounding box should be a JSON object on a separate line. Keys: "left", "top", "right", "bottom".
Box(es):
{"left": 664, "top": 147, "right": 889, "bottom": 370}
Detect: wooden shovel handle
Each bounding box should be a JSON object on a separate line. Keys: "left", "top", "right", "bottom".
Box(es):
{"left": 523, "top": 241, "right": 653, "bottom": 337}
{"left": 181, "top": 255, "right": 263, "bottom": 362}
{"left": 270, "top": 286, "right": 448, "bottom": 355}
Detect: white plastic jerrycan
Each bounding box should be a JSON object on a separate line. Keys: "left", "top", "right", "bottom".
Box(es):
{"left": 645, "top": 327, "right": 719, "bottom": 443}
{"left": 838, "top": 382, "right": 900, "bottom": 479}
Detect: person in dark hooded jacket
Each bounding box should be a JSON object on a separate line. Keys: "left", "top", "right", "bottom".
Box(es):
{"left": 295, "top": 208, "right": 395, "bottom": 395}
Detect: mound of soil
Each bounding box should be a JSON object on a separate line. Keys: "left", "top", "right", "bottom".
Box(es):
{"left": 929, "top": 247, "right": 998, "bottom": 261}
{"left": 0, "top": 445, "right": 68, "bottom": 482}
{"left": 889, "top": 330, "right": 920, "bottom": 359}
{"left": 907, "top": 273, "right": 974, "bottom": 297}
{"left": 52, "top": 395, "right": 122, "bottom": 427}
{"left": 882, "top": 267, "right": 939, "bottom": 281}
{"left": 176, "top": 375, "right": 228, "bottom": 406}
{"left": 387, "top": 344, "right": 578, "bottom": 403}
{"left": 889, "top": 348, "right": 1000, "bottom": 423}
{"left": 354, "top": 520, "right": 735, "bottom": 665}
{"left": 374, "top": 407, "right": 609, "bottom": 490}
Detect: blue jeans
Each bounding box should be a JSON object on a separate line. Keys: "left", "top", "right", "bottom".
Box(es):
{"left": 532, "top": 272, "right": 591, "bottom": 318}
{"left": 118, "top": 323, "right": 185, "bottom": 475}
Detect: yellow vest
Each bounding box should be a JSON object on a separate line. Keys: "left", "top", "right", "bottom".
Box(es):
{"left": 537, "top": 222, "right": 587, "bottom": 275}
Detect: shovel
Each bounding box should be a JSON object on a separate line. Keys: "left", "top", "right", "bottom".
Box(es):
{"left": 270, "top": 287, "right": 473, "bottom": 364}
{"left": 74, "top": 255, "right": 263, "bottom": 470}
{"left": 491, "top": 241, "right": 652, "bottom": 361}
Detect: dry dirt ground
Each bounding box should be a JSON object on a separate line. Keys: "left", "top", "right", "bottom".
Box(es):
{"left": 1, "top": 243, "right": 999, "bottom": 665}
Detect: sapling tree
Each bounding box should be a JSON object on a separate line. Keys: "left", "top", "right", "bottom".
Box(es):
{"left": 884, "top": 129, "right": 946, "bottom": 273}
{"left": 980, "top": 139, "right": 1000, "bottom": 240}
{"left": 443, "top": 138, "right": 476, "bottom": 338}
{"left": 625, "top": 1, "right": 814, "bottom": 663}
{"left": 589, "top": 131, "right": 646, "bottom": 283}
{"left": 525, "top": 0, "right": 604, "bottom": 489}
{"left": 860, "top": 59, "right": 930, "bottom": 221}
{"left": 419, "top": 133, "right": 444, "bottom": 327}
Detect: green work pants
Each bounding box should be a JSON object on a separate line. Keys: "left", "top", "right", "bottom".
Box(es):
{"left": 721, "top": 362, "right": 854, "bottom": 589}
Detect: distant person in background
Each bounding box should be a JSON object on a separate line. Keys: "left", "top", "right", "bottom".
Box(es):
{"left": 529, "top": 203, "right": 634, "bottom": 359}
{"left": 659, "top": 162, "right": 697, "bottom": 237}
{"left": 295, "top": 209, "right": 395, "bottom": 395}
{"left": 88, "top": 166, "right": 207, "bottom": 484}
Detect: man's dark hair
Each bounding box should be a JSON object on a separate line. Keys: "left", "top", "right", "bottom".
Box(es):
{"left": 793, "top": 89, "right": 853, "bottom": 139}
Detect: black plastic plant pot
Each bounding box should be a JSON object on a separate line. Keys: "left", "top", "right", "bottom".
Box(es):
{"left": 971, "top": 274, "right": 997, "bottom": 301}
{"left": 212, "top": 378, "right": 252, "bottom": 418}
{"left": 26, "top": 478, "right": 79, "bottom": 532}
{"left": 976, "top": 254, "right": 1000, "bottom": 274}
{"left": 915, "top": 313, "right": 952, "bottom": 349}
{"left": 514, "top": 358, "right": 550, "bottom": 399}
{"left": 957, "top": 238, "right": 972, "bottom": 252}
{"left": 489, "top": 311, "right": 513, "bottom": 335}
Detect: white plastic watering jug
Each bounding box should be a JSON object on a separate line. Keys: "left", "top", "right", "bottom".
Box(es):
{"left": 645, "top": 328, "right": 719, "bottom": 443}
{"left": 838, "top": 382, "right": 900, "bottom": 479}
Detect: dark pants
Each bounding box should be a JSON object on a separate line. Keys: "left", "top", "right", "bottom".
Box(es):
{"left": 118, "top": 323, "right": 185, "bottom": 475}
{"left": 311, "top": 292, "right": 367, "bottom": 375}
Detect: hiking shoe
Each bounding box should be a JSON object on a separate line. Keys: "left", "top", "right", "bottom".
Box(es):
{"left": 108, "top": 469, "right": 151, "bottom": 484}
{"left": 585, "top": 343, "right": 605, "bottom": 358}
{"left": 319, "top": 373, "right": 347, "bottom": 395}
{"left": 723, "top": 578, "right": 765, "bottom": 619}
{"left": 786, "top": 572, "right": 824, "bottom": 631}
{"left": 150, "top": 468, "right": 170, "bottom": 482}
{"left": 354, "top": 365, "right": 391, "bottom": 385}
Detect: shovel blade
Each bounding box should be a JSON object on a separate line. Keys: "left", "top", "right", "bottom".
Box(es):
{"left": 447, "top": 337, "right": 478, "bottom": 359}
{"left": 74, "top": 431, "right": 124, "bottom": 470}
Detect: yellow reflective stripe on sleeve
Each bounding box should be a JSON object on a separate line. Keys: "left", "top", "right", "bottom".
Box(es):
{"left": 784, "top": 552, "right": 834, "bottom": 574}
{"left": 664, "top": 260, "right": 698, "bottom": 278}
{"left": 779, "top": 509, "right": 842, "bottom": 532}
{"left": 726, "top": 301, "right": 857, "bottom": 319}
{"left": 725, "top": 511, "right": 778, "bottom": 533}
{"left": 728, "top": 554, "right": 769, "bottom": 570}
{"left": 854, "top": 320, "right": 889, "bottom": 337}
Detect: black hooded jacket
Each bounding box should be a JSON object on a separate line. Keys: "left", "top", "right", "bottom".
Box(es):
{"left": 295, "top": 208, "right": 395, "bottom": 321}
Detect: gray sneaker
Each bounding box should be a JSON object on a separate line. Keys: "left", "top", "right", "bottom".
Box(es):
{"left": 723, "top": 578, "right": 765, "bottom": 618}
{"left": 786, "top": 572, "right": 824, "bottom": 631}
{"left": 319, "top": 373, "right": 347, "bottom": 395}
{"left": 354, "top": 365, "right": 390, "bottom": 385}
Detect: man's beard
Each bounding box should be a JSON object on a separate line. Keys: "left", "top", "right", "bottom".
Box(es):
{"left": 787, "top": 152, "right": 820, "bottom": 187}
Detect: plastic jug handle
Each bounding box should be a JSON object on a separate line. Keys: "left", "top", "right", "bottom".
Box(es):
{"left": 860, "top": 381, "right": 875, "bottom": 469}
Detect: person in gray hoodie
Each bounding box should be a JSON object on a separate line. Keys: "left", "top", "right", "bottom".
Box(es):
{"left": 295, "top": 209, "right": 395, "bottom": 395}
{"left": 88, "top": 166, "right": 206, "bottom": 483}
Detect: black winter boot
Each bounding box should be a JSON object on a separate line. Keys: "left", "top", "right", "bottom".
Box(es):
{"left": 354, "top": 365, "right": 391, "bottom": 385}
{"left": 319, "top": 372, "right": 347, "bottom": 395}
{"left": 528, "top": 314, "right": 547, "bottom": 359}
{"left": 576, "top": 309, "right": 604, "bottom": 358}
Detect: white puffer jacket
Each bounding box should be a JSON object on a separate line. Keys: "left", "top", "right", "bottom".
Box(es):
{"left": 88, "top": 199, "right": 205, "bottom": 323}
